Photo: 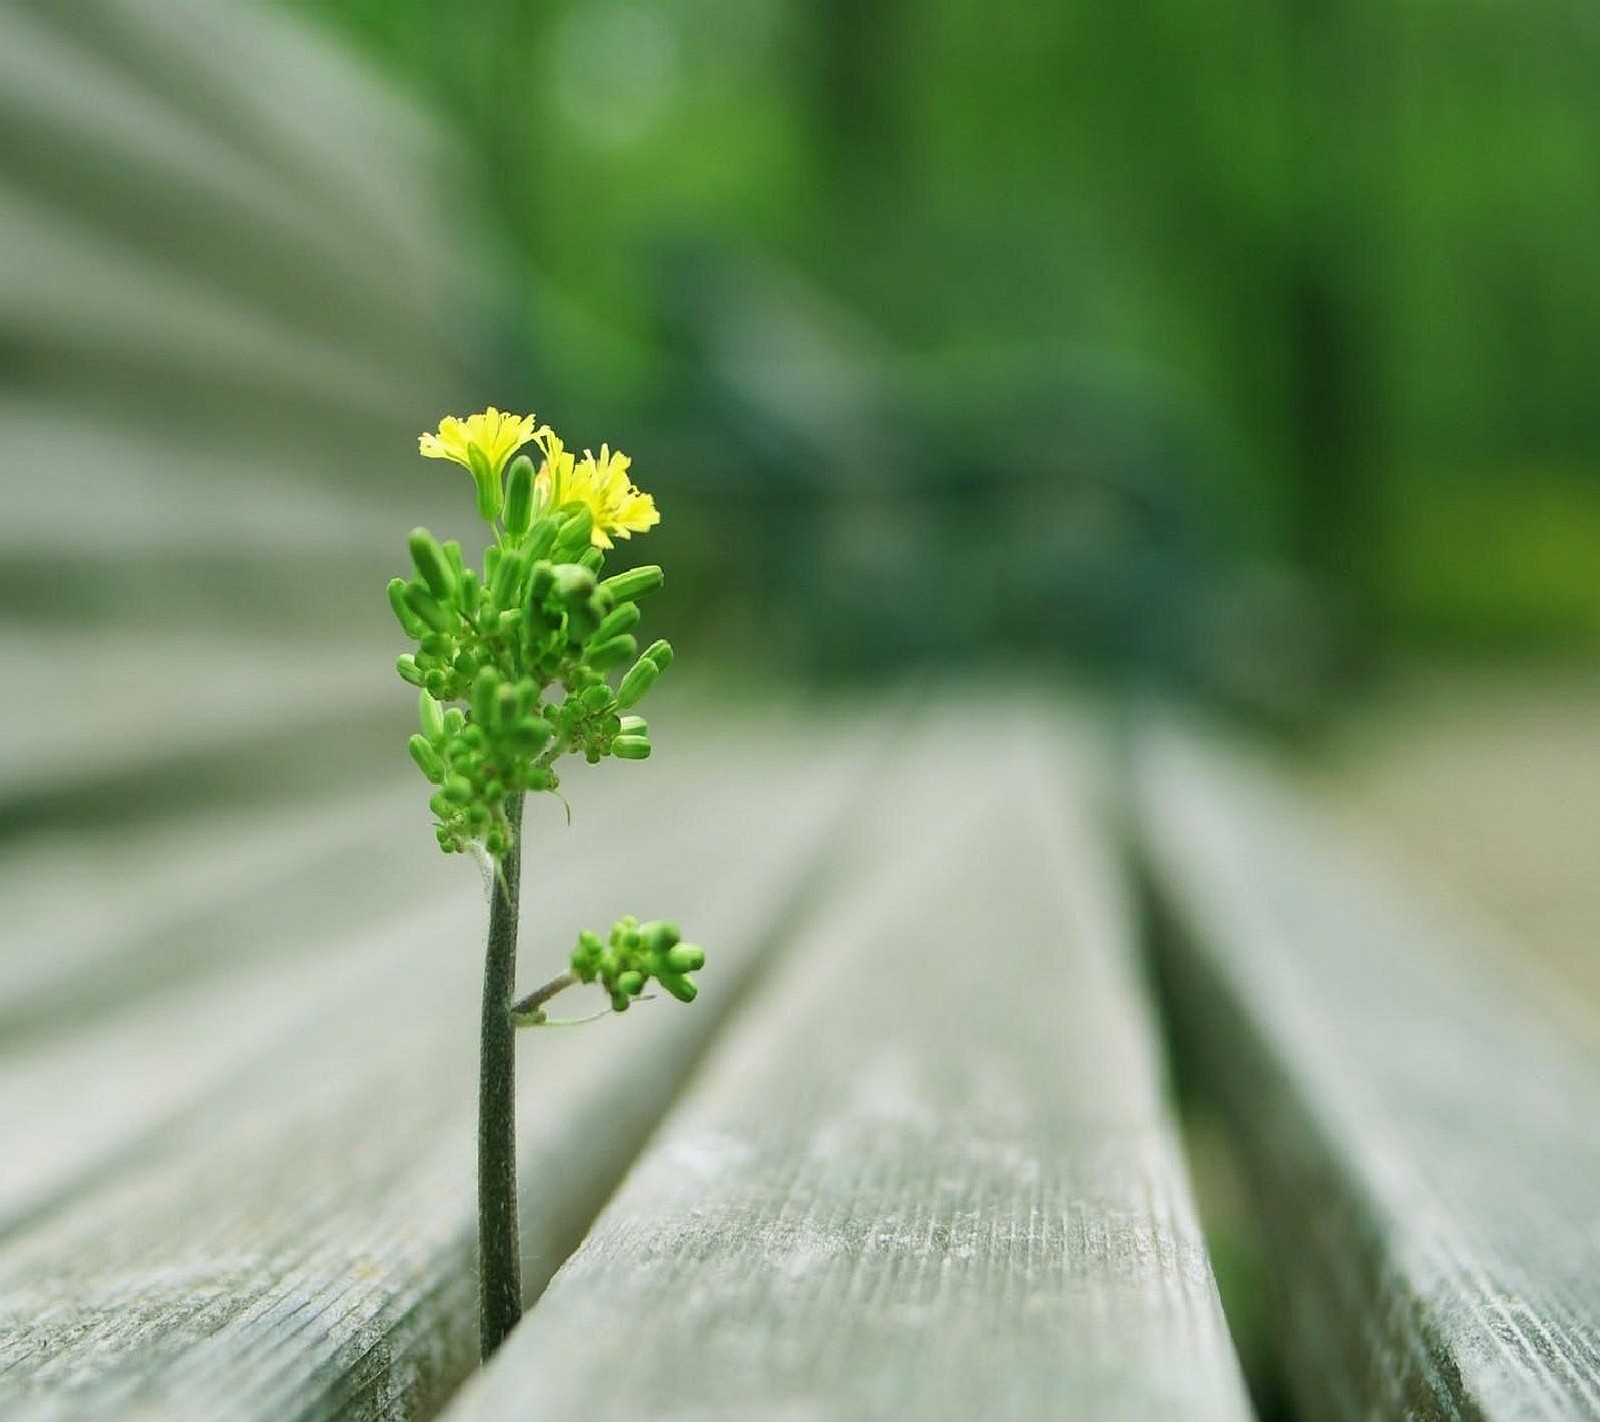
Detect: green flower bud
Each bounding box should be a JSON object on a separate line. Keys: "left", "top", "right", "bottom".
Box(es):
{"left": 418, "top": 691, "right": 446, "bottom": 741}
{"left": 511, "top": 717, "right": 553, "bottom": 752}
{"left": 396, "top": 654, "right": 425, "bottom": 687}
{"left": 619, "top": 714, "right": 647, "bottom": 735}
{"left": 490, "top": 545, "right": 526, "bottom": 611}
{"left": 615, "top": 655, "right": 660, "bottom": 709}
{"left": 525, "top": 519, "right": 558, "bottom": 560}
{"left": 388, "top": 578, "right": 426, "bottom": 637}
{"left": 408, "top": 734, "right": 445, "bottom": 782}
{"left": 578, "top": 547, "right": 604, "bottom": 573}
{"left": 579, "top": 684, "right": 612, "bottom": 712}
{"left": 493, "top": 684, "right": 517, "bottom": 728}
{"left": 550, "top": 564, "right": 596, "bottom": 603}
{"left": 428, "top": 791, "right": 451, "bottom": 817}
{"left": 472, "top": 667, "right": 501, "bottom": 725}
{"left": 643, "top": 638, "right": 674, "bottom": 669}
{"left": 590, "top": 603, "right": 641, "bottom": 644}
{"left": 468, "top": 444, "right": 503, "bottom": 521}
{"left": 587, "top": 633, "right": 637, "bottom": 670}
{"left": 599, "top": 565, "right": 663, "bottom": 602}
{"left": 557, "top": 504, "right": 593, "bottom": 549}
{"left": 660, "top": 974, "right": 698, "bottom": 1004}
{"left": 457, "top": 568, "right": 481, "bottom": 616}
{"left": 444, "top": 776, "right": 473, "bottom": 805}
{"left": 504, "top": 454, "right": 536, "bottom": 538}
{"left": 642, "top": 920, "right": 681, "bottom": 950}
{"left": 616, "top": 970, "right": 645, "bottom": 997}
{"left": 666, "top": 943, "right": 705, "bottom": 973}
{"left": 613, "top": 734, "right": 652, "bottom": 760}
{"left": 409, "top": 529, "right": 457, "bottom": 602}
{"left": 571, "top": 930, "right": 605, "bottom": 981}
{"left": 527, "top": 561, "right": 555, "bottom": 601}
{"left": 404, "top": 584, "right": 454, "bottom": 634}
{"left": 483, "top": 827, "right": 507, "bottom": 856}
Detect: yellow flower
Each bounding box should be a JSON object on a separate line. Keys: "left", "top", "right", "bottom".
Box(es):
{"left": 536, "top": 434, "right": 660, "bottom": 548}
{"left": 418, "top": 408, "right": 540, "bottom": 480}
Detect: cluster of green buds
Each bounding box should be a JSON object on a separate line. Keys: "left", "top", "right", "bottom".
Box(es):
{"left": 572, "top": 917, "right": 706, "bottom": 1014}
{"left": 390, "top": 435, "right": 674, "bottom": 855}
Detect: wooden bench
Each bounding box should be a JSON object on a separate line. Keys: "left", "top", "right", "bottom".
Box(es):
{"left": 1135, "top": 722, "right": 1600, "bottom": 1419}
{"left": 6, "top": 5, "right": 1600, "bottom": 1420}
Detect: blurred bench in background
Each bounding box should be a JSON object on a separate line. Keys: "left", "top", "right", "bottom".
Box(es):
{"left": 2, "top": 3, "right": 1599, "bottom": 1421}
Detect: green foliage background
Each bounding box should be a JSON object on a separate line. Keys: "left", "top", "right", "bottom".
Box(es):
{"left": 291, "top": 0, "right": 1600, "bottom": 672}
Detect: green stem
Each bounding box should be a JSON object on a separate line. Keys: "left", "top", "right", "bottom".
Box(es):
{"left": 478, "top": 791, "right": 525, "bottom": 1360}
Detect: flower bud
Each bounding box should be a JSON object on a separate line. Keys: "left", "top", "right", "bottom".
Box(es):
{"left": 666, "top": 943, "right": 705, "bottom": 973}
{"left": 525, "top": 518, "right": 558, "bottom": 559}
{"left": 587, "top": 634, "right": 637, "bottom": 670}
{"left": 493, "top": 684, "right": 517, "bottom": 728}
{"left": 642, "top": 920, "right": 680, "bottom": 949}
{"left": 511, "top": 717, "right": 553, "bottom": 752}
{"left": 503, "top": 454, "right": 536, "bottom": 537}
{"left": 550, "top": 564, "right": 596, "bottom": 603}
{"left": 409, "top": 529, "right": 457, "bottom": 602}
{"left": 599, "top": 565, "right": 663, "bottom": 602}
{"left": 660, "top": 974, "right": 698, "bottom": 1004}
{"left": 468, "top": 444, "right": 503, "bottom": 521}
{"left": 388, "top": 578, "right": 425, "bottom": 637}
{"left": 590, "top": 603, "right": 641, "bottom": 644}
{"left": 457, "top": 568, "right": 481, "bottom": 616}
{"left": 444, "top": 776, "right": 474, "bottom": 805}
{"left": 471, "top": 667, "right": 501, "bottom": 726}
{"left": 408, "top": 734, "right": 445, "bottom": 782}
{"left": 396, "top": 654, "right": 424, "bottom": 686}
{"left": 557, "top": 504, "right": 593, "bottom": 549}
{"left": 615, "top": 655, "right": 660, "bottom": 709}
{"left": 418, "top": 691, "right": 446, "bottom": 741}
{"left": 643, "top": 638, "right": 674, "bottom": 669}
{"left": 613, "top": 734, "right": 652, "bottom": 760}
{"left": 616, "top": 970, "right": 645, "bottom": 997}
{"left": 404, "top": 584, "right": 454, "bottom": 634}
{"left": 490, "top": 545, "right": 526, "bottom": 611}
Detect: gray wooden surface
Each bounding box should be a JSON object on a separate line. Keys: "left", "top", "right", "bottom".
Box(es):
{"left": 0, "top": 726, "right": 871, "bottom": 1422}
{"left": 445, "top": 712, "right": 1251, "bottom": 1422}
{"left": 1136, "top": 723, "right": 1600, "bottom": 1421}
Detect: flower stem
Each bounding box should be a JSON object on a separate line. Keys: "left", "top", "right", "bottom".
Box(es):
{"left": 510, "top": 969, "right": 578, "bottom": 1021}
{"left": 478, "top": 791, "right": 525, "bottom": 1360}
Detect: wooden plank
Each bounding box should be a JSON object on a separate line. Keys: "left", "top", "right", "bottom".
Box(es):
{"left": 0, "top": 723, "right": 874, "bottom": 1422}
{"left": 0, "top": 739, "right": 684, "bottom": 1229}
{"left": 0, "top": 627, "right": 393, "bottom": 808}
{"left": 0, "top": 0, "right": 459, "bottom": 354}
{"left": 1135, "top": 724, "right": 1600, "bottom": 1420}
{"left": 447, "top": 712, "right": 1251, "bottom": 1422}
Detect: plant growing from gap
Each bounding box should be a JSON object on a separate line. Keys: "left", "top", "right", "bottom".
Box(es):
{"left": 391, "top": 408, "right": 704, "bottom": 1360}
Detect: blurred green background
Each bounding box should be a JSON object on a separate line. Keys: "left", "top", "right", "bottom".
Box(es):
{"left": 290, "top": 0, "right": 1600, "bottom": 712}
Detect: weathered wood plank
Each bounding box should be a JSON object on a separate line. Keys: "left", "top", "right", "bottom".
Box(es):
{"left": 0, "top": 628, "right": 393, "bottom": 813}
{"left": 447, "top": 712, "right": 1251, "bottom": 1421}
{"left": 0, "top": 724, "right": 873, "bottom": 1422}
{"left": 0, "top": 0, "right": 460, "bottom": 357}
{"left": 1136, "top": 723, "right": 1600, "bottom": 1421}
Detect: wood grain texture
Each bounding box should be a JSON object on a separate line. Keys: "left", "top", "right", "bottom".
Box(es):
{"left": 1136, "top": 724, "right": 1600, "bottom": 1421}
{"left": 0, "top": 726, "right": 873, "bottom": 1422}
{"left": 446, "top": 712, "right": 1251, "bottom": 1422}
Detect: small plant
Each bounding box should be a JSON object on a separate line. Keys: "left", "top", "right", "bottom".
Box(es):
{"left": 391, "top": 408, "right": 704, "bottom": 1360}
